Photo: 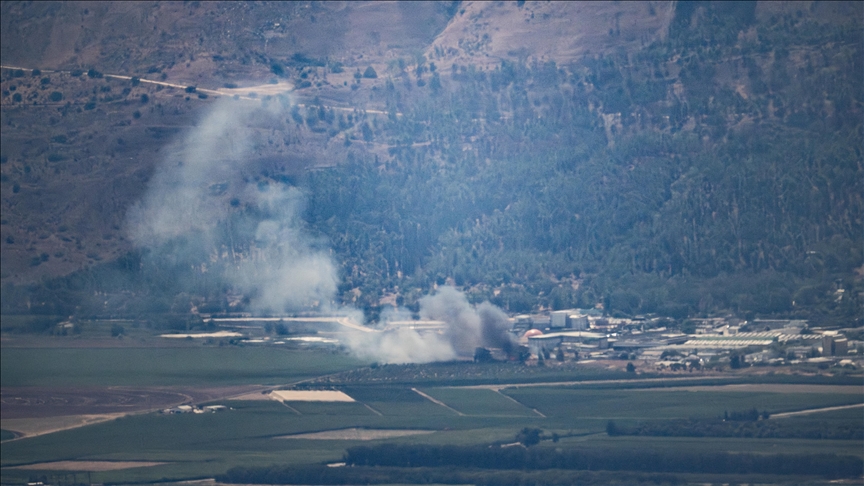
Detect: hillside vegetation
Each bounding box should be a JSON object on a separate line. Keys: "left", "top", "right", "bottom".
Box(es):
{"left": 1, "top": 1, "right": 861, "bottom": 326}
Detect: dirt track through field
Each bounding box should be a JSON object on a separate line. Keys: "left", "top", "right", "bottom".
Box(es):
{"left": 7, "top": 460, "right": 165, "bottom": 471}
{"left": 412, "top": 388, "right": 464, "bottom": 416}
{"left": 1, "top": 413, "right": 126, "bottom": 439}
{"left": 458, "top": 375, "right": 739, "bottom": 391}
{"left": 632, "top": 384, "right": 864, "bottom": 394}
{"left": 493, "top": 389, "right": 546, "bottom": 417}
{"left": 770, "top": 402, "right": 864, "bottom": 418}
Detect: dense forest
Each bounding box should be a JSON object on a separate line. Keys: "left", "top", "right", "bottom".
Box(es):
{"left": 1, "top": 3, "right": 861, "bottom": 325}
{"left": 306, "top": 3, "right": 863, "bottom": 323}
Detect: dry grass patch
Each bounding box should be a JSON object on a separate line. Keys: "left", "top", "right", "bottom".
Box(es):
{"left": 271, "top": 390, "right": 355, "bottom": 402}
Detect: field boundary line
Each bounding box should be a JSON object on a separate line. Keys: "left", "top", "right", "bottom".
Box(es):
{"left": 457, "top": 375, "right": 739, "bottom": 391}
{"left": 411, "top": 388, "right": 464, "bottom": 416}
{"left": 363, "top": 403, "right": 384, "bottom": 416}
{"left": 770, "top": 402, "right": 864, "bottom": 419}
{"left": 492, "top": 389, "right": 546, "bottom": 417}
{"left": 277, "top": 402, "right": 302, "bottom": 415}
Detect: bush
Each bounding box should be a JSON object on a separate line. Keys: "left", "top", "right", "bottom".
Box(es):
{"left": 363, "top": 66, "right": 378, "bottom": 78}
{"left": 49, "top": 91, "right": 63, "bottom": 102}
{"left": 516, "top": 427, "right": 542, "bottom": 446}
{"left": 27, "top": 316, "right": 59, "bottom": 333}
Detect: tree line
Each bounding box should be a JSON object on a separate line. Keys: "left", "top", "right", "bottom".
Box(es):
{"left": 606, "top": 418, "right": 863, "bottom": 441}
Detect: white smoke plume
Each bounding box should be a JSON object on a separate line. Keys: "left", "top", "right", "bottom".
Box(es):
{"left": 344, "top": 286, "right": 516, "bottom": 363}
{"left": 126, "top": 96, "right": 514, "bottom": 363}
{"left": 347, "top": 327, "right": 457, "bottom": 364}
{"left": 419, "top": 286, "right": 484, "bottom": 356}
{"left": 126, "top": 97, "right": 337, "bottom": 313}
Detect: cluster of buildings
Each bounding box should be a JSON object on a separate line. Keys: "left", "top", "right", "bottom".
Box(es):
{"left": 198, "top": 310, "right": 859, "bottom": 371}
{"left": 508, "top": 311, "right": 861, "bottom": 370}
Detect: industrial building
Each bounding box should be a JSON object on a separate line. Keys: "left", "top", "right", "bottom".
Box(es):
{"left": 822, "top": 334, "right": 849, "bottom": 356}
{"left": 525, "top": 330, "right": 610, "bottom": 356}
{"left": 549, "top": 310, "right": 590, "bottom": 330}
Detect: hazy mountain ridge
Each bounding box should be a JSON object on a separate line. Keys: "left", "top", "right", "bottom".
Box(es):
{"left": 1, "top": 1, "right": 861, "bottom": 325}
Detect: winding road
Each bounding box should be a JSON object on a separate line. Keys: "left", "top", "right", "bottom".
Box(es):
{"left": 0, "top": 64, "right": 399, "bottom": 116}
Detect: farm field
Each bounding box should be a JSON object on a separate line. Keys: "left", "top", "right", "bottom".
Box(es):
{"left": 2, "top": 346, "right": 862, "bottom": 485}
{"left": 417, "top": 387, "right": 541, "bottom": 417}
{"left": 0, "top": 347, "right": 365, "bottom": 387}
{"left": 502, "top": 387, "right": 864, "bottom": 422}
{"left": 5, "top": 393, "right": 860, "bottom": 484}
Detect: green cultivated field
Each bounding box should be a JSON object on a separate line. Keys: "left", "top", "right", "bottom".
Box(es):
{"left": 0, "top": 347, "right": 365, "bottom": 387}
{"left": 503, "top": 388, "right": 864, "bottom": 421}
{"left": 1, "top": 346, "right": 862, "bottom": 484}
{"left": 419, "top": 387, "right": 539, "bottom": 417}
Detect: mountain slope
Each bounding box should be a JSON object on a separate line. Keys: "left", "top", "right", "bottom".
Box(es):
{"left": 1, "top": 1, "right": 861, "bottom": 325}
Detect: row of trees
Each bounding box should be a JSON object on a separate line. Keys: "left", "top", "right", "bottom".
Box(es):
{"left": 217, "top": 446, "right": 862, "bottom": 485}
{"left": 607, "top": 417, "right": 863, "bottom": 441}
{"left": 342, "top": 443, "right": 862, "bottom": 478}
{"left": 219, "top": 465, "right": 682, "bottom": 485}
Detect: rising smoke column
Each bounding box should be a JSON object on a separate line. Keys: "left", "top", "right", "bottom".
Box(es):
{"left": 125, "top": 95, "right": 514, "bottom": 363}
{"left": 418, "top": 286, "right": 482, "bottom": 356}
{"left": 126, "top": 97, "right": 337, "bottom": 313}
{"left": 476, "top": 301, "right": 516, "bottom": 356}
{"left": 419, "top": 286, "right": 516, "bottom": 357}
{"left": 342, "top": 287, "right": 516, "bottom": 364}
